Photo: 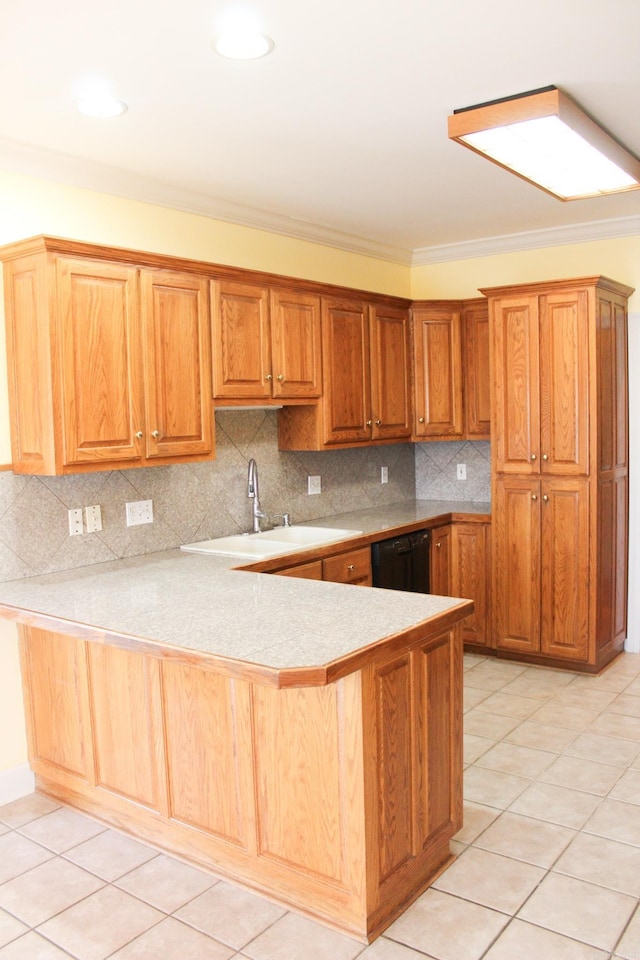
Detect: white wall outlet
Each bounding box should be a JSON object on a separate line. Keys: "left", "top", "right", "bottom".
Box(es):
{"left": 307, "top": 475, "right": 322, "bottom": 495}
{"left": 68, "top": 508, "right": 83, "bottom": 536}
{"left": 456, "top": 463, "right": 467, "bottom": 481}
{"left": 85, "top": 504, "right": 102, "bottom": 533}
{"left": 126, "top": 499, "right": 154, "bottom": 526}
{"left": 380, "top": 466, "right": 389, "bottom": 484}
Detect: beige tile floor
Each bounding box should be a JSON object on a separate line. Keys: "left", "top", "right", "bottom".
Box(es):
{"left": 0, "top": 652, "right": 639, "bottom": 960}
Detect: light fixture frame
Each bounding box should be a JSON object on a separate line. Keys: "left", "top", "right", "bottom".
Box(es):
{"left": 448, "top": 86, "right": 640, "bottom": 200}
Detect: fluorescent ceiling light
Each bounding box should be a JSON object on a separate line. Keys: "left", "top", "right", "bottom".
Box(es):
{"left": 448, "top": 86, "right": 640, "bottom": 200}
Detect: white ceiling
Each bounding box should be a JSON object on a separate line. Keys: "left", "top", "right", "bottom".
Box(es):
{"left": 2, "top": 0, "right": 640, "bottom": 263}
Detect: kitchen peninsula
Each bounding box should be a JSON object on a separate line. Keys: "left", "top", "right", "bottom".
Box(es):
{"left": 0, "top": 505, "right": 479, "bottom": 943}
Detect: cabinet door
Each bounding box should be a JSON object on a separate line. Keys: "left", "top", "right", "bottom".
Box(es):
{"left": 323, "top": 547, "right": 372, "bottom": 586}
{"left": 539, "top": 290, "right": 589, "bottom": 475}
{"left": 430, "top": 525, "right": 451, "bottom": 596}
{"left": 412, "top": 306, "right": 463, "bottom": 439}
{"left": 58, "top": 258, "right": 143, "bottom": 466}
{"left": 493, "top": 478, "right": 541, "bottom": 653}
{"left": 141, "top": 270, "right": 213, "bottom": 459}
{"left": 321, "top": 297, "right": 372, "bottom": 443}
{"left": 270, "top": 290, "right": 322, "bottom": 398}
{"left": 491, "top": 296, "right": 540, "bottom": 474}
{"left": 212, "top": 280, "right": 271, "bottom": 399}
{"left": 540, "top": 479, "right": 590, "bottom": 661}
{"left": 451, "top": 523, "right": 490, "bottom": 647}
{"left": 369, "top": 305, "right": 411, "bottom": 440}
{"left": 463, "top": 300, "right": 490, "bottom": 439}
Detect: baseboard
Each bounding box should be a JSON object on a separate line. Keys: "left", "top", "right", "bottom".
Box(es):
{"left": 0, "top": 763, "right": 35, "bottom": 805}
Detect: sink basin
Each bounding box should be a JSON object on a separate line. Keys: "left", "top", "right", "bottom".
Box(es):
{"left": 180, "top": 526, "right": 363, "bottom": 560}
{"left": 254, "top": 526, "right": 362, "bottom": 546}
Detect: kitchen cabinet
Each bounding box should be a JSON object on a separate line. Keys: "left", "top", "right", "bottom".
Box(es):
{"left": 274, "top": 545, "right": 372, "bottom": 586}
{"left": 278, "top": 297, "right": 411, "bottom": 449}
{"left": 211, "top": 279, "right": 322, "bottom": 402}
{"left": 486, "top": 276, "right": 632, "bottom": 671}
{"left": 430, "top": 521, "right": 491, "bottom": 648}
{"left": 411, "top": 298, "right": 490, "bottom": 441}
{"left": 3, "top": 238, "right": 214, "bottom": 474}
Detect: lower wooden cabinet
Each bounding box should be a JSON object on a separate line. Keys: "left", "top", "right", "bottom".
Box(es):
{"left": 18, "top": 618, "right": 463, "bottom": 942}
{"left": 430, "top": 521, "right": 491, "bottom": 649}
{"left": 275, "top": 546, "right": 372, "bottom": 586}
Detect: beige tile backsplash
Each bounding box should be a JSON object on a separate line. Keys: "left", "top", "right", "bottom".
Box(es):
{"left": 0, "top": 411, "right": 490, "bottom": 582}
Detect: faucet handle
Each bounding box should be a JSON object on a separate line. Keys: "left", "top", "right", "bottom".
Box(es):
{"left": 271, "top": 512, "right": 291, "bottom": 527}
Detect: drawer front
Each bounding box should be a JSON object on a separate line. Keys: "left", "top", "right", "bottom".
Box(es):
{"left": 275, "top": 560, "right": 323, "bottom": 580}
{"left": 323, "top": 547, "right": 372, "bottom": 586}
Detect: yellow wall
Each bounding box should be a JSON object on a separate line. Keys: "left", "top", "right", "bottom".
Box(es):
{"left": 1, "top": 168, "right": 639, "bottom": 780}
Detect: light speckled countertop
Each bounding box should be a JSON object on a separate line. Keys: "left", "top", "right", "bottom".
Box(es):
{"left": 0, "top": 500, "right": 489, "bottom": 684}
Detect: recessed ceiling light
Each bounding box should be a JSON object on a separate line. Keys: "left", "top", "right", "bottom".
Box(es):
{"left": 76, "top": 93, "right": 128, "bottom": 118}
{"left": 213, "top": 8, "right": 274, "bottom": 59}
{"left": 448, "top": 86, "right": 640, "bottom": 200}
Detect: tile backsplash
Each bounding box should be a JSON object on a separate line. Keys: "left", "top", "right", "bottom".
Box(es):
{"left": 0, "top": 412, "right": 490, "bottom": 583}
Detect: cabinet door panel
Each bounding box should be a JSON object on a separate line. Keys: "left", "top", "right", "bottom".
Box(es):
{"left": 270, "top": 290, "right": 322, "bottom": 398}
{"left": 493, "top": 478, "right": 540, "bottom": 652}
{"left": 212, "top": 280, "right": 271, "bottom": 399}
{"left": 430, "top": 525, "right": 451, "bottom": 596}
{"left": 58, "top": 258, "right": 143, "bottom": 465}
{"left": 369, "top": 305, "right": 411, "bottom": 440}
{"left": 492, "top": 296, "right": 539, "bottom": 474}
{"left": 413, "top": 307, "right": 463, "bottom": 439}
{"left": 451, "top": 523, "right": 489, "bottom": 647}
{"left": 539, "top": 291, "right": 589, "bottom": 475}
{"left": 540, "top": 479, "right": 590, "bottom": 661}
{"left": 463, "top": 300, "right": 490, "bottom": 439}
{"left": 142, "top": 270, "right": 213, "bottom": 459}
{"left": 322, "top": 298, "right": 371, "bottom": 443}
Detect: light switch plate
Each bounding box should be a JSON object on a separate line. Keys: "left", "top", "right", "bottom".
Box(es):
{"left": 126, "top": 499, "right": 154, "bottom": 526}
{"left": 68, "top": 508, "right": 83, "bottom": 536}
{"left": 85, "top": 504, "right": 102, "bottom": 533}
{"left": 456, "top": 463, "right": 467, "bottom": 480}
{"left": 381, "top": 466, "right": 389, "bottom": 484}
{"left": 307, "top": 475, "right": 321, "bottom": 495}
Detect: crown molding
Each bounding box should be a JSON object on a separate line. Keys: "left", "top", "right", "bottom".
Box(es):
{"left": 412, "top": 215, "right": 640, "bottom": 265}
{"left": 0, "top": 136, "right": 412, "bottom": 266}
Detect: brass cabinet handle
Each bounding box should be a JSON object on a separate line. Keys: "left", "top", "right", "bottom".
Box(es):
{"left": 265, "top": 374, "right": 273, "bottom": 381}
{"left": 435, "top": 542, "right": 441, "bottom": 548}
{"left": 542, "top": 494, "right": 549, "bottom": 502}
{"left": 375, "top": 419, "right": 382, "bottom": 426}
{"left": 366, "top": 420, "right": 372, "bottom": 426}
{"left": 151, "top": 430, "right": 160, "bottom": 439}
{"left": 277, "top": 374, "right": 284, "bottom": 381}
{"left": 542, "top": 454, "right": 549, "bottom": 461}
{"left": 532, "top": 494, "right": 538, "bottom": 501}
{"left": 418, "top": 417, "right": 425, "bottom": 424}
{"left": 531, "top": 453, "right": 537, "bottom": 460}
{"left": 347, "top": 564, "right": 355, "bottom": 572}
{"left": 135, "top": 431, "right": 143, "bottom": 439}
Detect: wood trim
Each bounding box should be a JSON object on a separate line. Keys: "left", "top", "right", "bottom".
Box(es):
{"left": 0, "top": 464, "right": 13, "bottom": 471}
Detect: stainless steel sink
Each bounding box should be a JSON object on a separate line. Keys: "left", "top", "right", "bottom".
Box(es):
{"left": 181, "top": 526, "right": 362, "bottom": 560}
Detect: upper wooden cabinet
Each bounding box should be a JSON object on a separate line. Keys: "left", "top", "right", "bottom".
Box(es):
{"left": 278, "top": 296, "right": 411, "bottom": 449}
{"left": 211, "top": 279, "right": 322, "bottom": 403}
{"left": 486, "top": 276, "right": 633, "bottom": 672}
{"left": 411, "top": 298, "right": 489, "bottom": 442}
{"left": 3, "top": 238, "right": 214, "bottom": 474}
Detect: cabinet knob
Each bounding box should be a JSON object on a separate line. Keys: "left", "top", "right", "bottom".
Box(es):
{"left": 435, "top": 542, "right": 441, "bottom": 548}
{"left": 542, "top": 454, "right": 549, "bottom": 461}
{"left": 531, "top": 453, "right": 537, "bottom": 460}
{"left": 532, "top": 494, "right": 538, "bottom": 501}
{"left": 277, "top": 374, "right": 284, "bottom": 381}
{"left": 135, "top": 431, "right": 144, "bottom": 440}
{"left": 347, "top": 564, "right": 355, "bottom": 572}
{"left": 542, "top": 494, "right": 549, "bottom": 502}
{"left": 151, "top": 430, "right": 160, "bottom": 439}
{"left": 366, "top": 419, "right": 372, "bottom": 426}
{"left": 418, "top": 417, "right": 425, "bottom": 424}
{"left": 265, "top": 374, "right": 273, "bottom": 381}
{"left": 375, "top": 418, "right": 382, "bottom": 426}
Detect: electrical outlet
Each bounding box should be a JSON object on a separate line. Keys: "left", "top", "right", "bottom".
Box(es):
{"left": 68, "top": 508, "right": 83, "bottom": 536}
{"left": 85, "top": 504, "right": 102, "bottom": 533}
{"left": 307, "top": 475, "right": 321, "bottom": 495}
{"left": 381, "top": 466, "right": 389, "bottom": 484}
{"left": 126, "top": 499, "right": 154, "bottom": 526}
{"left": 456, "top": 463, "right": 467, "bottom": 481}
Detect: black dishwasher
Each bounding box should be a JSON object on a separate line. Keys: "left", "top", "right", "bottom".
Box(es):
{"left": 371, "top": 529, "right": 431, "bottom": 593}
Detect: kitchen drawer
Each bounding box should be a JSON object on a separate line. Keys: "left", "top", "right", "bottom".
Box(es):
{"left": 323, "top": 547, "right": 372, "bottom": 586}
{"left": 274, "top": 560, "right": 323, "bottom": 580}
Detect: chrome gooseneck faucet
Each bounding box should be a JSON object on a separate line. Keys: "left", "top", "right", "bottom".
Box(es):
{"left": 247, "top": 458, "right": 267, "bottom": 533}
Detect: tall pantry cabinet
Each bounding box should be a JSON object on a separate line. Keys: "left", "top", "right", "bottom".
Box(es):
{"left": 485, "top": 276, "right": 632, "bottom": 672}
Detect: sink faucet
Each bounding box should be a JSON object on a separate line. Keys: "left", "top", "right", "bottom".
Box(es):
{"left": 247, "top": 459, "right": 267, "bottom": 533}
